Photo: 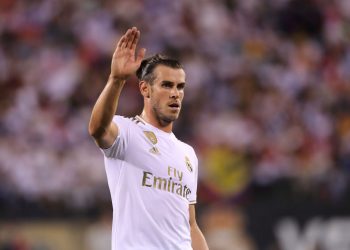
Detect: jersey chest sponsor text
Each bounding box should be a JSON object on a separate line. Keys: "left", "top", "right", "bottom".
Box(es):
{"left": 141, "top": 165, "right": 192, "bottom": 201}
{"left": 128, "top": 125, "right": 194, "bottom": 201}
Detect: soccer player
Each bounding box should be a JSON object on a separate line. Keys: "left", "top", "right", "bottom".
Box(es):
{"left": 89, "top": 27, "right": 209, "bottom": 250}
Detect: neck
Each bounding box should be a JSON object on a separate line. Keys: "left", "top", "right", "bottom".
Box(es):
{"left": 140, "top": 110, "right": 173, "bottom": 133}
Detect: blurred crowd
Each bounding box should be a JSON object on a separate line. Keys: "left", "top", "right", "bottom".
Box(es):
{"left": 1, "top": 0, "right": 350, "bottom": 228}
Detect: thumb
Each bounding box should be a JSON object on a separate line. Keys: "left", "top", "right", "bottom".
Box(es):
{"left": 136, "top": 48, "right": 146, "bottom": 64}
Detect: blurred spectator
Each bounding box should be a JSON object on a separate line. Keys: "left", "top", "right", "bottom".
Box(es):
{"left": 1, "top": 0, "right": 350, "bottom": 248}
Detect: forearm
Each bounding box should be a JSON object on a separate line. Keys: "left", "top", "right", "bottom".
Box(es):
{"left": 88, "top": 75, "right": 125, "bottom": 137}
{"left": 191, "top": 223, "right": 209, "bottom": 250}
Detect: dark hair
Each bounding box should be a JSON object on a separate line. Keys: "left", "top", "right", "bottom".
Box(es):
{"left": 136, "top": 54, "right": 183, "bottom": 84}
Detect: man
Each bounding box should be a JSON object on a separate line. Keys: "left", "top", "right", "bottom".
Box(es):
{"left": 89, "top": 27, "right": 209, "bottom": 250}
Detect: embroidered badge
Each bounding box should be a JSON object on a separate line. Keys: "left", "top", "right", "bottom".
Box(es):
{"left": 185, "top": 156, "right": 193, "bottom": 172}
{"left": 143, "top": 131, "right": 158, "bottom": 145}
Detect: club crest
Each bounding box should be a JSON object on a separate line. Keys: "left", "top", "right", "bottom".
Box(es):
{"left": 143, "top": 131, "right": 158, "bottom": 145}
{"left": 185, "top": 156, "right": 193, "bottom": 172}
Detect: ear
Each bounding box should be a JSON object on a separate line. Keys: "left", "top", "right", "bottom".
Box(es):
{"left": 139, "top": 81, "right": 150, "bottom": 98}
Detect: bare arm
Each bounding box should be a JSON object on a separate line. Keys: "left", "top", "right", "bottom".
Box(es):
{"left": 190, "top": 205, "right": 209, "bottom": 250}
{"left": 88, "top": 27, "right": 146, "bottom": 148}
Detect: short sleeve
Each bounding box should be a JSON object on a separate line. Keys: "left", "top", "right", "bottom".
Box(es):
{"left": 188, "top": 150, "right": 198, "bottom": 205}
{"left": 101, "top": 116, "right": 131, "bottom": 160}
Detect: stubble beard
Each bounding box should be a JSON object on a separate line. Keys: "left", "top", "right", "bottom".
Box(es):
{"left": 152, "top": 105, "right": 179, "bottom": 127}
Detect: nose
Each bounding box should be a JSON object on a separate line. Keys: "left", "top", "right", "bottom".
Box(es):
{"left": 170, "top": 87, "right": 180, "bottom": 99}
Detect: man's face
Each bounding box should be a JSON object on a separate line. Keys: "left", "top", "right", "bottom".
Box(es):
{"left": 149, "top": 65, "right": 186, "bottom": 125}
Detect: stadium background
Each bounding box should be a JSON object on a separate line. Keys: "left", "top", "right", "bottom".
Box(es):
{"left": 1, "top": 0, "right": 350, "bottom": 249}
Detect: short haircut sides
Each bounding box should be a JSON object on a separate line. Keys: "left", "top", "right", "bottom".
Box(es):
{"left": 136, "top": 54, "right": 183, "bottom": 83}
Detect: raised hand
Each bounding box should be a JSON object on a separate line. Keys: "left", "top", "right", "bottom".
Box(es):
{"left": 111, "top": 27, "right": 146, "bottom": 80}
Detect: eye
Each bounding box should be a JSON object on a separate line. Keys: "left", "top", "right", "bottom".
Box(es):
{"left": 177, "top": 83, "right": 185, "bottom": 90}
{"left": 162, "top": 82, "right": 173, "bottom": 88}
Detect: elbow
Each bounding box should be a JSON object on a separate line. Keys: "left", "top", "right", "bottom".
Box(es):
{"left": 88, "top": 121, "right": 104, "bottom": 139}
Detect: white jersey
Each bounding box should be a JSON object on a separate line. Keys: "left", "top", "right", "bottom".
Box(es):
{"left": 101, "top": 115, "right": 198, "bottom": 250}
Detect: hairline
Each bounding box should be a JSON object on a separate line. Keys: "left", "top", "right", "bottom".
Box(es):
{"left": 143, "top": 64, "right": 184, "bottom": 86}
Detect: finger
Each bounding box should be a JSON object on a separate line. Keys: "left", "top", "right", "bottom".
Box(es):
{"left": 130, "top": 30, "right": 140, "bottom": 51}
{"left": 118, "top": 29, "right": 131, "bottom": 49}
{"left": 123, "top": 29, "right": 133, "bottom": 48}
{"left": 116, "top": 35, "right": 127, "bottom": 48}
{"left": 136, "top": 48, "right": 146, "bottom": 64}
{"left": 125, "top": 27, "right": 137, "bottom": 48}
{"left": 117, "top": 28, "right": 131, "bottom": 48}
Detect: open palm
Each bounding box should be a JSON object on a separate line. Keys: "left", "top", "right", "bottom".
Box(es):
{"left": 111, "top": 27, "right": 146, "bottom": 80}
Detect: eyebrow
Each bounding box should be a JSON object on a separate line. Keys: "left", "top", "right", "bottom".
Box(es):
{"left": 161, "top": 81, "right": 186, "bottom": 86}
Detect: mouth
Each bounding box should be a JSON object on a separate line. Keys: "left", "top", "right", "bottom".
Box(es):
{"left": 168, "top": 103, "right": 180, "bottom": 110}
